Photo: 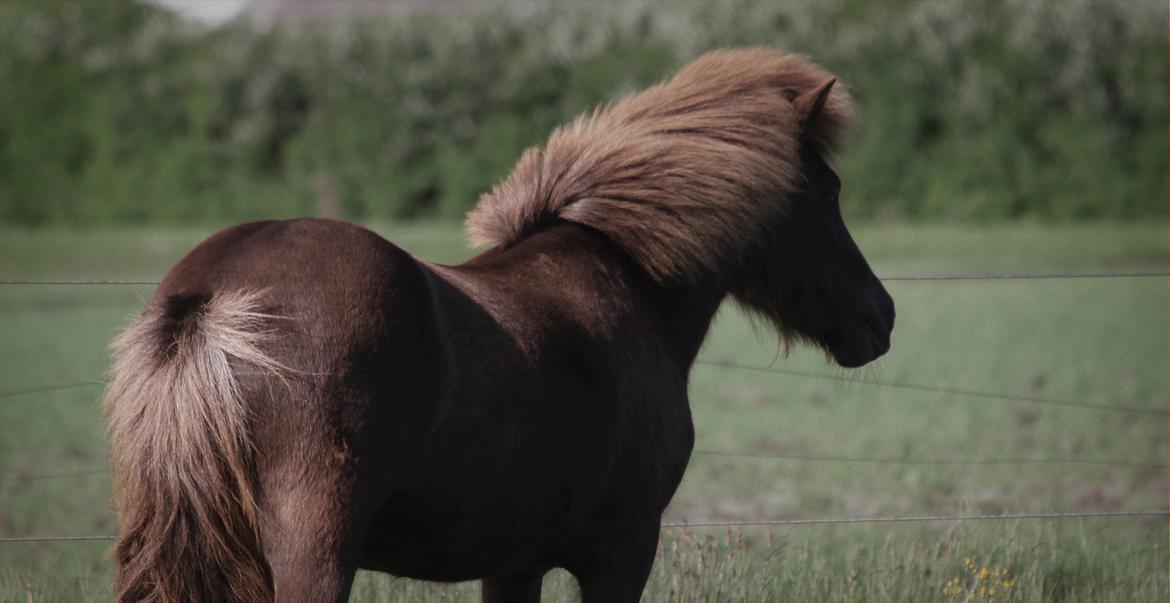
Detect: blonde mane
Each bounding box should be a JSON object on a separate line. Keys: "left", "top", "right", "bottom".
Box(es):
{"left": 465, "top": 47, "right": 852, "bottom": 283}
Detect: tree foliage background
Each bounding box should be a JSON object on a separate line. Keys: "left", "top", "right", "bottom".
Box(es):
{"left": 1, "top": 0, "right": 1165, "bottom": 225}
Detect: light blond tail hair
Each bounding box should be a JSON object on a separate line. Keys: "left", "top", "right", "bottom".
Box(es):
{"left": 104, "top": 290, "right": 285, "bottom": 603}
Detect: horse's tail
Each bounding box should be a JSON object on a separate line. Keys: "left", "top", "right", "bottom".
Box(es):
{"left": 104, "top": 290, "right": 284, "bottom": 603}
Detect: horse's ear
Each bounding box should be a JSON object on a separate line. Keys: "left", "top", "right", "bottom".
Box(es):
{"left": 793, "top": 78, "right": 836, "bottom": 122}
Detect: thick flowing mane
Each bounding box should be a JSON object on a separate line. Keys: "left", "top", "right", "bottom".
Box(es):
{"left": 465, "top": 48, "right": 852, "bottom": 283}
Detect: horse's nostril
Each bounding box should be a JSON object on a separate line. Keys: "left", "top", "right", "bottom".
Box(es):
{"left": 863, "top": 292, "right": 895, "bottom": 333}
{"left": 861, "top": 308, "right": 889, "bottom": 336}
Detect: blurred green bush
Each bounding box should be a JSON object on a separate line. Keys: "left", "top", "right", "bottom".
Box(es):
{"left": 0, "top": 0, "right": 1165, "bottom": 225}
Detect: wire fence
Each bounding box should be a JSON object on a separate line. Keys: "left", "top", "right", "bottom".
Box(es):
{"left": 692, "top": 359, "right": 1167, "bottom": 415}
{"left": 0, "top": 535, "right": 115, "bottom": 543}
{"left": 5, "top": 360, "right": 1165, "bottom": 416}
{"left": 0, "top": 468, "right": 110, "bottom": 483}
{"left": 2, "top": 510, "right": 1165, "bottom": 543}
{"left": 660, "top": 510, "right": 1168, "bottom": 529}
{"left": 0, "top": 380, "right": 104, "bottom": 399}
{"left": 7, "top": 446, "right": 1165, "bottom": 485}
{"left": 0, "top": 279, "right": 161, "bottom": 285}
{"left": 1, "top": 269, "right": 1167, "bottom": 545}
{"left": 0, "top": 271, "right": 1166, "bottom": 287}
{"left": 878, "top": 271, "right": 1168, "bottom": 282}
{"left": 690, "top": 450, "right": 1169, "bottom": 469}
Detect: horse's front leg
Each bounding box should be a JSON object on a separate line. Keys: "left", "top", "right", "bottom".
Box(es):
{"left": 481, "top": 570, "right": 545, "bottom": 603}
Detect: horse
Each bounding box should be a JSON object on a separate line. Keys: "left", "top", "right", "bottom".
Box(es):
{"left": 104, "top": 48, "right": 894, "bottom": 602}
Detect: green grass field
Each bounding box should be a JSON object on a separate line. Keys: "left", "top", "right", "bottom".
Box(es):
{"left": 1, "top": 221, "right": 1167, "bottom": 602}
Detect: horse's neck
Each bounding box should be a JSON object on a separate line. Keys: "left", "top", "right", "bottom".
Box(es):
{"left": 655, "top": 272, "right": 726, "bottom": 368}
{"left": 458, "top": 222, "right": 727, "bottom": 369}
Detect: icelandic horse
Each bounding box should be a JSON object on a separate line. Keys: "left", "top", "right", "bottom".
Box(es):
{"left": 105, "top": 48, "right": 894, "bottom": 602}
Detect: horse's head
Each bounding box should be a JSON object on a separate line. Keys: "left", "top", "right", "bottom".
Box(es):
{"left": 731, "top": 79, "right": 894, "bottom": 368}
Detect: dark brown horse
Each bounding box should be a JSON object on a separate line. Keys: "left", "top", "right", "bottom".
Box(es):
{"left": 104, "top": 48, "right": 893, "bottom": 602}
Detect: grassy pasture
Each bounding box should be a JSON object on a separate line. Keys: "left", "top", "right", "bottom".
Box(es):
{"left": 0, "top": 221, "right": 1166, "bottom": 601}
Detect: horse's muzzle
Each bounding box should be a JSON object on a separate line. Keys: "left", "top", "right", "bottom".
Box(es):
{"left": 829, "top": 290, "right": 894, "bottom": 368}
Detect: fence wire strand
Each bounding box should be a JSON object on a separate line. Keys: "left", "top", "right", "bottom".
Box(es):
{"left": 661, "top": 509, "right": 1168, "bottom": 529}
{"left": 691, "top": 450, "right": 1168, "bottom": 469}
{"left": 0, "top": 535, "right": 114, "bottom": 543}
{"left": 0, "top": 271, "right": 1166, "bottom": 287}
{"left": 880, "top": 271, "right": 1168, "bottom": 281}
{"left": 0, "top": 279, "right": 159, "bottom": 285}
{"left": 3, "top": 510, "right": 1164, "bottom": 542}
{"left": 0, "top": 381, "right": 104, "bottom": 400}
{"left": 693, "top": 359, "right": 1167, "bottom": 416}
{"left": 0, "top": 469, "right": 109, "bottom": 483}
{"left": 9, "top": 446, "right": 1164, "bottom": 484}
{"left": 5, "top": 363, "right": 1163, "bottom": 417}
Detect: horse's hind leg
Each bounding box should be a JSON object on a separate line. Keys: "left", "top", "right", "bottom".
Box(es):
{"left": 258, "top": 436, "right": 381, "bottom": 603}
{"left": 481, "top": 570, "right": 545, "bottom": 603}
{"left": 261, "top": 488, "right": 366, "bottom": 603}
{"left": 265, "top": 542, "right": 356, "bottom": 602}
